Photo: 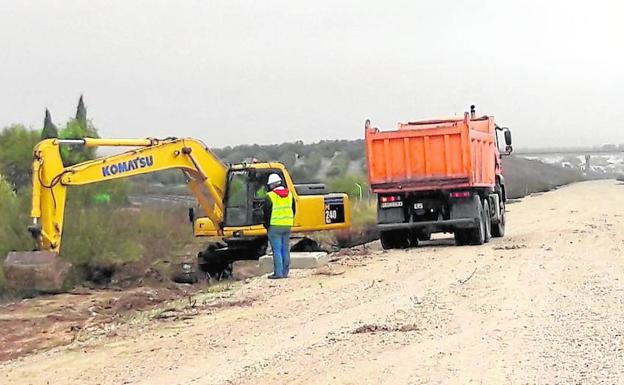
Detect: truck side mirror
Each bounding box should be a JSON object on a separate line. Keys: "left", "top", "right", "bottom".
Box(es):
{"left": 504, "top": 129, "right": 512, "bottom": 146}
{"left": 188, "top": 207, "right": 195, "bottom": 223}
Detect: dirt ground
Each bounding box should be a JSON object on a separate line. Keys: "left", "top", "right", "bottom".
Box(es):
{"left": 2, "top": 180, "right": 624, "bottom": 384}
{"left": 0, "top": 284, "right": 202, "bottom": 361}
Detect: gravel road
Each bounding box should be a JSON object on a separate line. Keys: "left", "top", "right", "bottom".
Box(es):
{"left": 3, "top": 180, "right": 624, "bottom": 385}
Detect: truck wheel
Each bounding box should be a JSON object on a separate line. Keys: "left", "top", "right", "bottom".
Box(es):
{"left": 380, "top": 230, "right": 410, "bottom": 250}
{"left": 483, "top": 199, "right": 491, "bottom": 243}
{"left": 408, "top": 230, "right": 428, "bottom": 247}
{"left": 492, "top": 201, "right": 505, "bottom": 238}
{"left": 467, "top": 198, "right": 485, "bottom": 245}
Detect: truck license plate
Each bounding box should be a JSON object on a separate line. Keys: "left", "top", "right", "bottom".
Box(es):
{"left": 380, "top": 201, "right": 403, "bottom": 208}
{"left": 414, "top": 203, "right": 424, "bottom": 209}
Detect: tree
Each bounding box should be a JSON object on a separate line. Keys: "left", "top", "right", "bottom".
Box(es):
{"left": 290, "top": 165, "right": 312, "bottom": 183}
{"left": 326, "top": 151, "right": 350, "bottom": 178}
{"left": 0, "top": 125, "right": 40, "bottom": 189}
{"left": 59, "top": 96, "right": 100, "bottom": 166}
{"left": 75, "top": 95, "right": 87, "bottom": 127}
{"left": 345, "top": 140, "right": 365, "bottom": 160}
{"left": 277, "top": 152, "right": 296, "bottom": 169}
{"left": 0, "top": 174, "right": 33, "bottom": 259}
{"left": 41, "top": 109, "right": 58, "bottom": 139}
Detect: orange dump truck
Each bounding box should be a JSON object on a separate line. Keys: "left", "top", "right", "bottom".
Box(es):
{"left": 365, "top": 106, "right": 513, "bottom": 249}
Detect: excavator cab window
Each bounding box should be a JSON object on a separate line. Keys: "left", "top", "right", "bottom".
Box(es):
{"left": 224, "top": 168, "right": 284, "bottom": 227}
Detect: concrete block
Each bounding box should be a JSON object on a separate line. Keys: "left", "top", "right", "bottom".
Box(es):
{"left": 3, "top": 251, "right": 71, "bottom": 292}
{"left": 231, "top": 260, "right": 264, "bottom": 280}
{"left": 258, "top": 257, "right": 275, "bottom": 275}
{"left": 259, "top": 252, "right": 329, "bottom": 274}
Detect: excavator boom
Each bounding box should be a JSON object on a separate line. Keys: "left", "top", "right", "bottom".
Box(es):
{"left": 30, "top": 137, "right": 228, "bottom": 252}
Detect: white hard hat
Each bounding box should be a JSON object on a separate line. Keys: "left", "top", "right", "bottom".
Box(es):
{"left": 267, "top": 173, "right": 282, "bottom": 185}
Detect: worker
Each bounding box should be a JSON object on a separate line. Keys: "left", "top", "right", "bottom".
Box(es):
{"left": 263, "top": 173, "right": 296, "bottom": 279}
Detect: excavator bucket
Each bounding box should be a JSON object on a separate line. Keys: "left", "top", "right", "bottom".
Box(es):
{"left": 3, "top": 251, "right": 71, "bottom": 293}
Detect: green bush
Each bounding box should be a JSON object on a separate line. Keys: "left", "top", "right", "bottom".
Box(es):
{"left": 290, "top": 165, "right": 312, "bottom": 183}
{"left": 0, "top": 125, "right": 41, "bottom": 190}
{"left": 66, "top": 179, "right": 131, "bottom": 207}
{"left": 304, "top": 153, "right": 323, "bottom": 172}
{"left": 290, "top": 153, "right": 324, "bottom": 182}
{"left": 345, "top": 140, "right": 365, "bottom": 160}
{"left": 328, "top": 174, "right": 370, "bottom": 200}
{"left": 0, "top": 265, "right": 6, "bottom": 293}
{"left": 277, "top": 152, "right": 296, "bottom": 170}
{"left": 60, "top": 207, "right": 142, "bottom": 266}
{"left": 350, "top": 199, "right": 376, "bottom": 228}
{"left": 0, "top": 176, "right": 33, "bottom": 258}
{"left": 59, "top": 119, "right": 99, "bottom": 166}
{"left": 60, "top": 205, "right": 194, "bottom": 269}
{"left": 0, "top": 175, "right": 33, "bottom": 293}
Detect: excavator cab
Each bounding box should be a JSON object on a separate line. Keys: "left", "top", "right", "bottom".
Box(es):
{"left": 223, "top": 167, "right": 284, "bottom": 227}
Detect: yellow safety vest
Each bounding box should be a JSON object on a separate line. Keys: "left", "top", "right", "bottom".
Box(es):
{"left": 268, "top": 190, "right": 294, "bottom": 227}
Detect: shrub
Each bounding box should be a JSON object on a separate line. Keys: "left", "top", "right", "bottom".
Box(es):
{"left": 66, "top": 179, "right": 131, "bottom": 207}
{"left": 0, "top": 175, "right": 33, "bottom": 258}
{"left": 277, "top": 152, "right": 297, "bottom": 170}
{"left": 290, "top": 165, "right": 312, "bottom": 183}
{"left": 60, "top": 204, "right": 195, "bottom": 276}
{"left": 0, "top": 175, "right": 33, "bottom": 293}
{"left": 327, "top": 174, "right": 370, "bottom": 200}
{"left": 332, "top": 199, "right": 378, "bottom": 248}
{"left": 58, "top": 119, "right": 99, "bottom": 166}
{"left": 0, "top": 125, "right": 41, "bottom": 189}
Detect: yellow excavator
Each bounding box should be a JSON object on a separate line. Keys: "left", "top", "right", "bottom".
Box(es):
{"left": 4, "top": 137, "right": 351, "bottom": 291}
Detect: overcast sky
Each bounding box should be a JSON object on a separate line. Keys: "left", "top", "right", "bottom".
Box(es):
{"left": 1, "top": 0, "right": 623, "bottom": 148}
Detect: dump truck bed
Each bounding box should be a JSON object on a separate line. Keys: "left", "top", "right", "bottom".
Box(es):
{"left": 365, "top": 115, "right": 497, "bottom": 193}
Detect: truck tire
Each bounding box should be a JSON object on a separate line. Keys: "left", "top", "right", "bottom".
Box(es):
{"left": 492, "top": 183, "right": 506, "bottom": 238}
{"left": 466, "top": 198, "right": 485, "bottom": 245}
{"left": 482, "top": 199, "right": 491, "bottom": 243}
{"left": 492, "top": 201, "right": 505, "bottom": 238}
{"left": 408, "top": 230, "right": 429, "bottom": 247}
{"left": 380, "top": 230, "right": 410, "bottom": 250}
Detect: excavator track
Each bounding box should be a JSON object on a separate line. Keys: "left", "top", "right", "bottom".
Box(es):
{"left": 197, "top": 237, "right": 267, "bottom": 277}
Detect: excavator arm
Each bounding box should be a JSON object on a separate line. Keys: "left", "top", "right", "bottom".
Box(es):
{"left": 30, "top": 137, "right": 228, "bottom": 253}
